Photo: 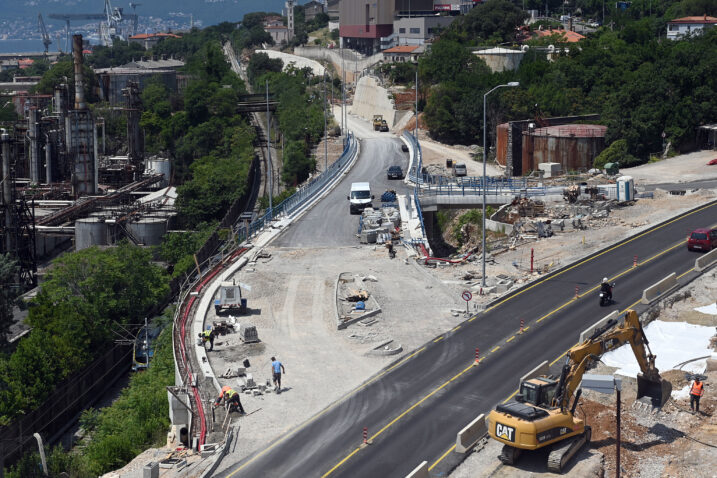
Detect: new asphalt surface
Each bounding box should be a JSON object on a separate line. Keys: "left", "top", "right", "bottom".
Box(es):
{"left": 273, "top": 136, "right": 410, "bottom": 247}
{"left": 218, "top": 167, "right": 717, "bottom": 477}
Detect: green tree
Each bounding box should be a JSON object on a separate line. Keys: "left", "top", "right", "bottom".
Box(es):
{"left": 453, "top": 0, "right": 528, "bottom": 44}
{"left": 282, "top": 140, "right": 315, "bottom": 186}
{"left": 33, "top": 58, "right": 98, "bottom": 103}
{"left": 0, "top": 254, "right": 18, "bottom": 349}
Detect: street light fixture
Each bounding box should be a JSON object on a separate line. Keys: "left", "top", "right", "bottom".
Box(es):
{"left": 482, "top": 81, "right": 519, "bottom": 287}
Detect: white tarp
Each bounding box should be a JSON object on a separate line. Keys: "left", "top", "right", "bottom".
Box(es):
{"left": 694, "top": 303, "right": 717, "bottom": 315}
{"left": 601, "top": 320, "right": 714, "bottom": 378}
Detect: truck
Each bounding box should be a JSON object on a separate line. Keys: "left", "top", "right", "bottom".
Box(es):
{"left": 214, "top": 280, "right": 248, "bottom": 315}
{"left": 347, "top": 182, "right": 373, "bottom": 214}
{"left": 373, "top": 115, "right": 383, "bottom": 131}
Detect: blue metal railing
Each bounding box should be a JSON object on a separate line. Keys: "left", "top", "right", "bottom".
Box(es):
{"left": 237, "top": 132, "right": 358, "bottom": 241}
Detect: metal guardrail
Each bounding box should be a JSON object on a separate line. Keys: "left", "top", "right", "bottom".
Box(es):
{"left": 420, "top": 183, "right": 547, "bottom": 197}
{"left": 402, "top": 131, "right": 546, "bottom": 198}
{"left": 413, "top": 186, "right": 427, "bottom": 239}
{"left": 237, "top": 132, "right": 358, "bottom": 241}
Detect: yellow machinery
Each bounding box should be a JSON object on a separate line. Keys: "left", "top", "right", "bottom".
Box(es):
{"left": 373, "top": 114, "right": 383, "bottom": 131}
{"left": 487, "top": 310, "right": 672, "bottom": 473}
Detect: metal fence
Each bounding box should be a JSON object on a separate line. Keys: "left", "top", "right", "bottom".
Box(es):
{"left": 237, "top": 132, "right": 358, "bottom": 241}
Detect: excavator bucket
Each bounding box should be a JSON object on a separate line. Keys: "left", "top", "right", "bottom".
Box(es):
{"left": 636, "top": 373, "right": 672, "bottom": 408}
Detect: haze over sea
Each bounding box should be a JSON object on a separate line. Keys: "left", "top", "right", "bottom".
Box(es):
{"left": 0, "top": 0, "right": 288, "bottom": 53}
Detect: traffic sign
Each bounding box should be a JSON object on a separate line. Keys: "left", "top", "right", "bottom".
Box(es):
{"left": 462, "top": 290, "right": 472, "bottom": 302}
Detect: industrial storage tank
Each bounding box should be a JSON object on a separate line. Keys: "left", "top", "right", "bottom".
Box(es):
{"left": 146, "top": 158, "right": 171, "bottom": 188}
{"left": 75, "top": 218, "right": 110, "bottom": 250}
{"left": 522, "top": 124, "right": 607, "bottom": 174}
{"left": 127, "top": 218, "right": 168, "bottom": 246}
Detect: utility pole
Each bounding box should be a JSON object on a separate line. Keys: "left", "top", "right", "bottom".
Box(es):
{"left": 266, "top": 80, "right": 273, "bottom": 219}
{"left": 414, "top": 66, "right": 418, "bottom": 140}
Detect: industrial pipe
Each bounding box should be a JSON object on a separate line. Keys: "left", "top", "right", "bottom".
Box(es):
{"left": 72, "top": 34, "right": 86, "bottom": 110}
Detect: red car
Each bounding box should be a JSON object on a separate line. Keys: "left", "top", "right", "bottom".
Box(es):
{"left": 687, "top": 228, "right": 717, "bottom": 252}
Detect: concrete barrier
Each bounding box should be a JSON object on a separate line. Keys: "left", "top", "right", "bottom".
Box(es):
{"left": 405, "top": 461, "right": 429, "bottom": 478}
{"left": 455, "top": 413, "right": 487, "bottom": 453}
{"left": 640, "top": 272, "right": 678, "bottom": 304}
{"left": 695, "top": 248, "right": 717, "bottom": 272}
{"left": 519, "top": 360, "right": 550, "bottom": 390}
{"left": 579, "top": 310, "right": 620, "bottom": 343}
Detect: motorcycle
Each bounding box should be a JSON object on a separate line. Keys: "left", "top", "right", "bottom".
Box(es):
{"left": 599, "top": 283, "right": 615, "bottom": 306}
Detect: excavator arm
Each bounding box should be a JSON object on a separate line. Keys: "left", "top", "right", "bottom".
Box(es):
{"left": 554, "top": 310, "right": 670, "bottom": 410}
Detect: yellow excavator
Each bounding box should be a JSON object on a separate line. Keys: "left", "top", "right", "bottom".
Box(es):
{"left": 487, "top": 310, "right": 672, "bottom": 473}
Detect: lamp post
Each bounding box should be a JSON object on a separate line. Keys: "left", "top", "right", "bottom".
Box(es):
{"left": 323, "top": 71, "right": 328, "bottom": 171}
{"left": 482, "top": 81, "right": 519, "bottom": 287}
{"left": 414, "top": 64, "right": 418, "bottom": 140}
{"left": 266, "top": 79, "right": 273, "bottom": 219}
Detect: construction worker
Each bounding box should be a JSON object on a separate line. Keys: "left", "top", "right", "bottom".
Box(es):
{"left": 214, "top": 386, "right": 245, "bottom": 414}
{"left": 271, "top": 356, "right": 286, "bottom": 393}
{"left": 198, "top": 327, "right": 215, "bottom": 351}
{"left": 690, "top": 377, "right": 704, "bottom": 413}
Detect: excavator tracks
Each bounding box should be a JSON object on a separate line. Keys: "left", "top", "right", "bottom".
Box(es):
{"left": 499, "top": 444, "right": 522, "bottom": 465}
{"left": 546, "top": 426, "right": 591, "bottom": 473}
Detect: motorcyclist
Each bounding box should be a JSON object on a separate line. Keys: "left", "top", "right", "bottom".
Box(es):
{"left": 600, "top": 277, "right": 612, "bottom": 301}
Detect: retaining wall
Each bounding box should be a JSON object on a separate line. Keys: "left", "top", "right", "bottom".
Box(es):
{"left": 350, "top": 76, "right": 396, "bottom": 128}
{"left": 640, "top": 272, "right": 678, "bottom": 304}
{"left": 695, "top": 248, "right": 717, "bottom": 272}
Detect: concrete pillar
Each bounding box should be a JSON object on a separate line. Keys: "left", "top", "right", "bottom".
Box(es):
{"left": 1, "top": 131, "right": 14, "bottom": 253}
{"left": 44, "top": 138, "right": 52, "bottom": 183}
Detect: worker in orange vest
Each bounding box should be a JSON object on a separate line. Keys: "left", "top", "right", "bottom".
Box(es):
{"left": 214, "top": 385, "right": 245, "bottom": 414}
{"left": 690, "top": 377, "right": 704, "bottom": 413}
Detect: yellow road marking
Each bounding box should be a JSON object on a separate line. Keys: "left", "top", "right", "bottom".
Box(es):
{"left": 677, "top": 268, "right": 694, "bottom": 279}
{"left": 429, "top": 444, "right": 457, "bottom": 471}
{"left": 321, "top": 448, "right": 361, "bottom": 478}
{"left": 468, "top": 316, "right": 477, "bottom": 322}
{"left": 226, "top": 346, "right": 427, "bottom": 476}
{"left": 506, "top": 335, "right": 515, "bottom": 343}
{"left": 523, "top": 326, "right": 530, "bottom": 332}
{"left": 490, "top": 346, "right": 500, "bottom": 353}
{"left": 481, "top": 201, "right": 715, "bottom": 315}
{"left": 452, "top": 325, "right": 461, "bottom": 332}
{"left": 434, "top": 336, "right": 444, "bottom": 343}
{"left": 503, "top": 389, "right": 519, "bottom": 403}
{"left": 320, "top": 202, "right": 717, "bottom": 477}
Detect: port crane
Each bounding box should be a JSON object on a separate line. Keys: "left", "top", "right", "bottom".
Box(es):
{"left": 49, "top": 0, "right": 139, "bottom": 49}
{"left": 37, "top": 14, "right": 52, "bottom": 54}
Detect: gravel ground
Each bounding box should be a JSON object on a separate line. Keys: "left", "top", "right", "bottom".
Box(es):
{"left": 209, "top": 244, "right": 469, "bottom": 475}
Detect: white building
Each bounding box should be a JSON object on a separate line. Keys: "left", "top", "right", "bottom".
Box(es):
{"left": 666, "top": 15, "right": 717, "bottom": 40}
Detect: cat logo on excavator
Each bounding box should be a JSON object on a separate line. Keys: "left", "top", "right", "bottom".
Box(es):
{"left": 496, "top": 423, "right": 515, "bottom": 442}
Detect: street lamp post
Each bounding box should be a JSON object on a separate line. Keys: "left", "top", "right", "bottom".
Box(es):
{"left": 414, "top": 65, "right": 418, "bottom": 140}
{"left": 323, "top": 71, "right": 328, "bottom": 171}
{"left": 266, "top": 79, "right": 273, "bottom": 219}
{"left": 482, "top": 81, "right": 519, "bottom": 287}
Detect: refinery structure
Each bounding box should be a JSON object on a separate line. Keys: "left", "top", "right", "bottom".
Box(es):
{"left": 0, "top": 34, "right": 173, "bottom": 292}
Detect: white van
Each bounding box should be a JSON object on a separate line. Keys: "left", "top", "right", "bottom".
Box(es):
{"left": 348, "top": 182, "right": 373, "bottom": 214}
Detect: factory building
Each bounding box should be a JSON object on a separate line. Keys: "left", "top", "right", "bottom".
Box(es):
{"left": 339, "top": 0, "right": 476, "bottom": 54}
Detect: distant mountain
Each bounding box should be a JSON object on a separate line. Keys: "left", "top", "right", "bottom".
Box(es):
{"left": 0, "top": 0, "right": 288, "bottom": 27}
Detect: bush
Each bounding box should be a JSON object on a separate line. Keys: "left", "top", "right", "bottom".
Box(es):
{"left": 593, "top": 139, "right": 642, "bottom": 169}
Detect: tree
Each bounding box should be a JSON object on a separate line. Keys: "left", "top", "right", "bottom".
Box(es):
{"left": 0, "top": 244, "right": 168, "bottom": 421}
{"left": 247, "top": 52, "right": 283, "bottom": 85}
{"left": 33, "top": 58, "right": 98, "bottom": 103}
{"left": 282, "top": 140, "right": 315, "bottom": 186}
{"left": 0, "top": 254, "right": 18, "bottom": 349}
{"left": 453, "top": 0, "right": 528, "bottom": 44}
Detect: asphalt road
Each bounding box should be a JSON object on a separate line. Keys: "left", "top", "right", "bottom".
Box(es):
{"left": 218, "top": 199, "right": 717, "bottom": 478}
{"left": 274, "top": 136, "right": 411, "bottom": 247}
